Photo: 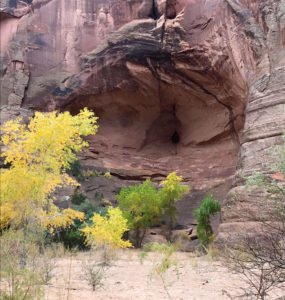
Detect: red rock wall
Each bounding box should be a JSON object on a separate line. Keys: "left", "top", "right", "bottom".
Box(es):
{"left": 1, "top": 0, "right": 284, "bottom": 230}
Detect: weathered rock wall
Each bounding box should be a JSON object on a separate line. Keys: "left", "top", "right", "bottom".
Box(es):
{"left": 219, "top": 0, "right": 285, "bottom": 238}
{"left": 1, "top": 0, "right": 284, "bottom": 229}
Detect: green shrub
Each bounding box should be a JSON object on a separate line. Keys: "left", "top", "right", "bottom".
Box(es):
{"left": 116, "top": 173, "right": 190, "bottom": 247}
{"left": 50, "top": 226, "right": 87, "bottom": 250}
{"left": 117, "top": 179, "right": 162, "bottom": 248}
{"left": 194, "top": 195, "right": 221, "bottom": 248}
{"left": 73, "top": 200, "right": 108, "bottom": 220}
{"left": 71, "top": 188, "right": 87, "bottom": 205}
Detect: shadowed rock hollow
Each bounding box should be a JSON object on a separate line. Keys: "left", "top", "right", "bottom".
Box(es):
{"left": 64, "top": 55, "right": 244, "bottom": 187}
{"left": 1, "top": 0, "right": 285, "bottom": 230}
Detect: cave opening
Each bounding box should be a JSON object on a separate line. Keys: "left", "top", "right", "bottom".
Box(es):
{"left": 148, "top": 0, "right": 159, "bottom": 20}
{"left": 171, "top": 104, "right": 180, "bottom": 145}
{"left": 171, "top": 131, "right": 180, "bottom": 144}
{"left": 64, "top": 74, "right": 244, "bottom": 187}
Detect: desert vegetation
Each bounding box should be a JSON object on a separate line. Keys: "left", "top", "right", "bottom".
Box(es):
{"left": 0, "top": 109, "right": 284, "bottom": 300}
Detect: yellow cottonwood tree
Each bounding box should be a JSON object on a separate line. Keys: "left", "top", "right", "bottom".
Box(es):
{"left": 81, "top": 207, "right": 132, "bottom": 265}
{"left": 0, "top": 108, "right": 98, "bottom": 230}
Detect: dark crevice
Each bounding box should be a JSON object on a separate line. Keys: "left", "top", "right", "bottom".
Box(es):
{"left": 171, "top": 105, "right": 180, "bottom": 144}
{"left": 137, "top": 58, "right": 167, "bottom": 151}
{"left": 172, "top": 131, "right": 180, "bottom": 144}
{"left": 149, "top": 0, "right": 159, "bottom": 20}
{"left": 110, "top": 171, "right": 167, "bottom": 181}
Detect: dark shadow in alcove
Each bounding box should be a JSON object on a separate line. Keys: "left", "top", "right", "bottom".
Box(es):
{"left": 171, "top": 130, "right": 180, "bottom": 144}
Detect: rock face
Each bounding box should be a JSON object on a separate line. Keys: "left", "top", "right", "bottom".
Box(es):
{"left": 1, "top": 0, "right": 284, "bottom": 230}
{"left": 219, "top": 0, "right": 285, "bottom": 238}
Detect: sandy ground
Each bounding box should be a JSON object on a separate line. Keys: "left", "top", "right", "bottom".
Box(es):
{"left": 43, "top": 249, "right": 283, "bottom": 300}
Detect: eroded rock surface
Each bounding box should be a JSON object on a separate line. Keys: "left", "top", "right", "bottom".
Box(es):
{"left": 219, "top": 0, "right": 285, "bottom": 239}
{"left": 1, "top": 0, "right": 284, "bottom": 230}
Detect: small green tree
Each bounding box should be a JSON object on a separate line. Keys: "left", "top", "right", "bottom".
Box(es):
{"left": 194, "top": 195, "right": 221, "bottom": 248}
{"left": 117, "top": 179, "right": 162, "bottom": 248}
{"left": 158, "top": 172, "right": 189, "bottom": 240}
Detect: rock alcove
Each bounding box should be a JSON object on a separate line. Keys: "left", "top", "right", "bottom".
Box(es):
{"left": 63, "top": 60, "right": 245, "bottom": 191}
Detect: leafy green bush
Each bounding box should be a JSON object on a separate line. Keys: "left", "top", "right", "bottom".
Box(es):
{"left": 71, "top": 188, "right": 87, "bottom": 205}
{"left": 194, "top": 195, "right": 221, "bottom": 248}
{"left": 117, "top": 179, "right": 162, "bottom": 248}
{"left": 73, "top": 200, "right": 108, "bottom": 220}
{"left": 50, "top": 225, "right": 87, "bottom": 250}
{"left": 117, "top": 173, "right": 190, "bottom": 247}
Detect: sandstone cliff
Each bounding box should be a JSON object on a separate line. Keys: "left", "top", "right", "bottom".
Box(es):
{"left": 1, "top": 0, "right": 285, "bottom": 230}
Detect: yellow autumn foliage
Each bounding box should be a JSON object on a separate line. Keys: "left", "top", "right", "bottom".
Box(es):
{"left": 81, "top": 207, "right": 133, "bottom": 249}
{"left": 0, "top": 108, "right": 98, "bottom": 230}
{"left": 39, "top": 206, "right": 85, "bottom": 233}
